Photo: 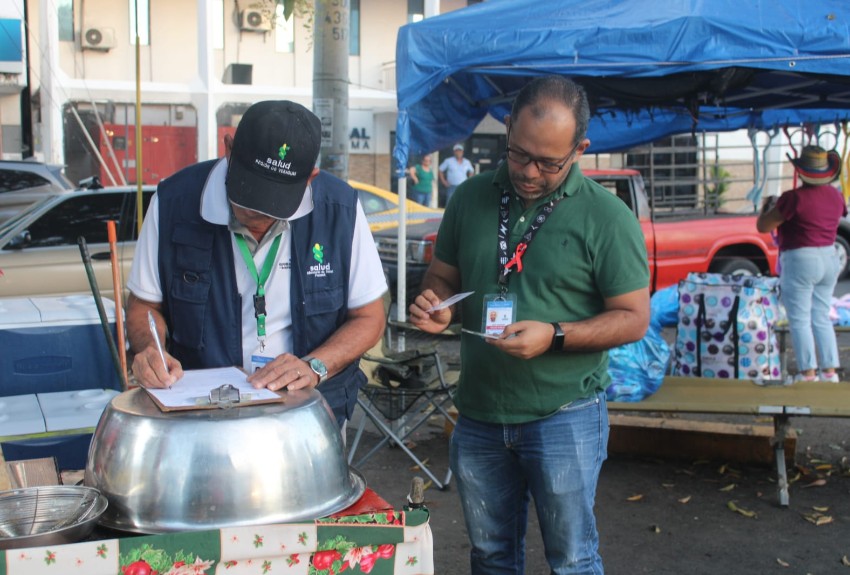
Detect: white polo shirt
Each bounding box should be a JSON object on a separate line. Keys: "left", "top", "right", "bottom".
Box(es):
{"left": 128, "top": 158, "right": 387, "bottom": 370}
{"left": 439, "top": 157, "right": 474, "bottom": 186}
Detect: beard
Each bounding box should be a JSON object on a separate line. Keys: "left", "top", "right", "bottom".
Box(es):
{"left": 508, "top": 170, "right": 568, "bottom": 203}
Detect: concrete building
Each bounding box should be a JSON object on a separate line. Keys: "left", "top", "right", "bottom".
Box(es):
{"left": 2, "top": 0, "right": 839, "bottom": 205}
{"left": 0, "top": 0, "right": 479, "bottom": 188}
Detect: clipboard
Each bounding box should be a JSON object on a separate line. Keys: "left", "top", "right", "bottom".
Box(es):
{"left": 145, "top": 366, "right": 286, "bottom": 412}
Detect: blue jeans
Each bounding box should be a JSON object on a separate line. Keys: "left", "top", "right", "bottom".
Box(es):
{"left": 409, "top": 190, "right": 430, "bottom": 206}
{"left": 445, "top": 185, "right": 458, "bottom": 204}
{"left": 780, "top": 246, "right": 840, "bottom": 372}
{"left": 450, "top": 392, "right": 609, "bottom": 575}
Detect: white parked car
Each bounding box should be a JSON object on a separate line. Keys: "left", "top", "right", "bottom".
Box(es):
{"left": 0, "top": 160, "right": 75, "bottom": 223}
{"left": 0, "top": 186, "right": 154, "bottom": 299}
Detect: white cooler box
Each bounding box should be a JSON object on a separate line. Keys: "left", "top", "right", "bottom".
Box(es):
{"left": 0, "top": 296, "right": 121, "bottom": 397}
{"left": 0, "top": 389, "right": 120, "bottom": 471}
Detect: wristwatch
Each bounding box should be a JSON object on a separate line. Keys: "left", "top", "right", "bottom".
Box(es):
{"left": 303, "top": 357, "right": 329, "bottom": 384}
{"left": 550, "top": 322, "right": 565, "bottom": 352}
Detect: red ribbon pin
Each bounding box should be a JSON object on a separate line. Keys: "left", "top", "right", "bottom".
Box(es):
{"left": 505, "top": 242, "right": 528, "bottom": 273}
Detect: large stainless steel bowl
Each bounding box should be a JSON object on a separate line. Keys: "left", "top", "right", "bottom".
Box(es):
{"left": 84, "top": 387, "right": 365, "bottom": 534}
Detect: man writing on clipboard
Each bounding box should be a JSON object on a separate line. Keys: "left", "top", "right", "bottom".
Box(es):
{"left": 125, "top": 100, "right": 387, "bottom": 426}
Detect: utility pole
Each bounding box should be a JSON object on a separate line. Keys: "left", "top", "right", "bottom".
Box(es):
{"left": 312, "top": 0, "right": 349, "bottom": 180}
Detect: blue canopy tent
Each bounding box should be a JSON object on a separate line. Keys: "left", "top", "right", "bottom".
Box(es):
{"left": 389, "top": 0, "right": 850, "bottom": 310}
{"left": 394, "top": 0, "right": 850, "bottom": 167}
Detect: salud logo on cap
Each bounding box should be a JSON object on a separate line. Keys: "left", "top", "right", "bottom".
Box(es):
{"left": 279, "top": 144, "right": 290, "bottom": 160}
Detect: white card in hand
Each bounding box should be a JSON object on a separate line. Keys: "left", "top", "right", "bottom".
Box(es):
{"left": 461, "top": 328, "right": 500, "bottom": 340}
{"left": 426, "top": 291, "right": 474, "bottom": 312}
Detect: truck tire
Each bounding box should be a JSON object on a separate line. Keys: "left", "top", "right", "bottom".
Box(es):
{"left": 710, "top": 258, "right": 761, "bottom": 276}
{"left": 835, "top": 235, "right": 850, "bottom": 279}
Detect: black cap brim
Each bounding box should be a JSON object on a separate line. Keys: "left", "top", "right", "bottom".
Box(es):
{"left": 226, "top": 158, "right": 308, "bottom": 220}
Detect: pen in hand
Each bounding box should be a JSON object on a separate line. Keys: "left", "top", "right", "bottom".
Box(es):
{"left": 147, "top": 310, "right": 171, "bottom": 388}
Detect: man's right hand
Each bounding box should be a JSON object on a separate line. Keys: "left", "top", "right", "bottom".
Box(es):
{"left": 131, "top": 347, "right": 182, "bottom": 388}
{"left": 409, "top": 289, "right": 453, "bottom": 334}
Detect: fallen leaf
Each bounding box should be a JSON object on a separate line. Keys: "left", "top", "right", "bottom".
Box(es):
{"left": 650, "top": 525, "right": 661, "bottom": 533}
{"left": 802, "top": 512, "right": 833, "bottom": 526}
{"left": 727, "top": 500, "right": 757, "bottom": 518}
{"left": 678, "top": 495, "right": 692, "bottom": 504}
{"left": 788, "top": 472, "right": 802, "bottom": 484}
{"left": 801, "top": 479, "right": 827, "bottom": 488}
{"left": 409, "top": 458, "right": 429, "bottom": 471}
{"left": 718, "top": 463, "right": 728, "bottom": 474}
{"left": 841, "top": 555, "right": 850, "bottom": 566}
{"left": 627, "top": 494, "right": 644, "bottom": 502}
{"left": 812, "top": 506, "right": 829, "bottom": 512}
{"left": 815, "top": 464, "right": 833, "bottom": 471}
{"left": 719, "top": 483, "right": 736, "bottom": 492}
{"left": 776, "top": 558, "right": 790, "bottom": 567}
{"left": 661, "top": 483, "right": 676, "bottom": 488}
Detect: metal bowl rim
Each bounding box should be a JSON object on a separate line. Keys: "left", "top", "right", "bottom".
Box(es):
{"left": 96, "top": 467, "right": 367, "bottom": 534}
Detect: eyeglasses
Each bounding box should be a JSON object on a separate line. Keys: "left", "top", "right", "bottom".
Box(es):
{"left": 505, "top": 125, "right": 580, "bottom": 174}
{"left": 505, "top": 141, "right": 580, "bottom": 174}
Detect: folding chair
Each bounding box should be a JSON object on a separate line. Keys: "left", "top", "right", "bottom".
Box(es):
{"left": 347, "top": 310, "right": 459, "bottom": 490}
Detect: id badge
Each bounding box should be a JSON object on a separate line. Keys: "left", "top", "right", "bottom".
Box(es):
{"left": 482, "top": 293, "right": 517, "bottom": 336}
{"left": 251, "top": 354, "right": 274, "bottom": 373}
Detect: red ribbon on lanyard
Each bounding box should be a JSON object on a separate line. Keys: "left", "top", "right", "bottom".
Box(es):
{"left": 504, "top": 242, "right": 528, "bottom": 274}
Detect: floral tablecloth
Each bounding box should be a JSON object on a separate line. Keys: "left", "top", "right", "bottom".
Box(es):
{"left": 0, "top": 490, "right": 433, "bottom": 575}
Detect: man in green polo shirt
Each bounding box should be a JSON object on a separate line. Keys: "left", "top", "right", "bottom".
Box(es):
{"left": 409, "top": 76, "right": 650, "bottom": 574}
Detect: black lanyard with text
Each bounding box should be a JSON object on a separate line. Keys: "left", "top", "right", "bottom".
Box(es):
{"left": 497, "top": 187, "right": 563, "bottom": 293}
{"left": 235, "top": 233, "right": 282, "bottom": 350}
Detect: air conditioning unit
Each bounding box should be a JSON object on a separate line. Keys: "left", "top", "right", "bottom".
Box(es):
{"left": 240, "top": 9, "right": 272, "bottom": 32}
{"left": 82, "top": 27, "right": 116, "bottom": 51}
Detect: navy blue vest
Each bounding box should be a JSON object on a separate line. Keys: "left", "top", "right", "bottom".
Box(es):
{"left": 156, "top": 160, "right": 365, "bottom": 420}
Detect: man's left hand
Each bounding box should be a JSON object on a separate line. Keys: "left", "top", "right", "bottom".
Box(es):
{"left": 247, "top": 353, "right": 317, "bottom": 391}
{"left": 487, "top": 320, "right": 555, "bottom": 359}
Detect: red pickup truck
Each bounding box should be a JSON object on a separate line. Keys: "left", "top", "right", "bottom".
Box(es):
{"left": 381, "top": 168, "right": 850, "bottom": 298}
{"left": 588, "top": 168, "right": 780, "bottom": 292}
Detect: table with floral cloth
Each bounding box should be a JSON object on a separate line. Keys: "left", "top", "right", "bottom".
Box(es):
{"left": 0, "top": 489, "right": 434, "bottom": 575}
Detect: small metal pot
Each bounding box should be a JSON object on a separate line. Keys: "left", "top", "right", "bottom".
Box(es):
{"left": 85, "top": 388, "right": 364, "bottom": 534}
{"left": 0, "top": 486, "right": 108, "bottom": 549}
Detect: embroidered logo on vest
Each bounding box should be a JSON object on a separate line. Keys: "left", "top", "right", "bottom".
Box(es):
{"left": 308, "top": 243, "right": 333, "bottom": 278}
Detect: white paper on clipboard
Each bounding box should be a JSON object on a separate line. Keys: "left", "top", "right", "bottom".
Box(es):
{"left": 426, "top": 291, "right": 474, "bottom": 312}
{"left": 146, "top": 366, "right": 280, "bottom": 409}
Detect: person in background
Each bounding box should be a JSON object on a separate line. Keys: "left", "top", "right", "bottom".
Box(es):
{"left": 439, "top": 143, "right": 474, "bottom": 205}
{"left": 409, "top": 76, "right": 650, "bottom": 574}
{"left": 408, "top": 154, "right": 435, "bottom": 206}
{"left": 125, "top": 100, "right": 387, "bottom": 425}
{"left": 757, "top": 145, "right": 846, "bottom": 383}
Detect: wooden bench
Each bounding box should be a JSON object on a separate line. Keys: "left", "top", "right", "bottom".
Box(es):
{"left": 608, "top": 375, "right": 850, "bottom": 506}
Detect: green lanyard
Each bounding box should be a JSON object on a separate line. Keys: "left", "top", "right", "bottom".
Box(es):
{"left": 234, "top": 233, "right": 282, "bottom": 350}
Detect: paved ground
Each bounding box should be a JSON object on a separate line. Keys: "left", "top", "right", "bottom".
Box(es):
{"left": 350, "top": 310, "right": 850, "bottom": 574}
{"left": 349, "top": 405, "right": 850, "bottom": 574}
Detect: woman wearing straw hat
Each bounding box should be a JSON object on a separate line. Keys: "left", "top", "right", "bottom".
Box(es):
{"left": 757, "top": 145, "right": 847, "bottom": 383}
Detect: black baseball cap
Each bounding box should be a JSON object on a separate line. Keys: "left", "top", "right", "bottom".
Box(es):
{"left": 226, "top": 100, "right": 321, "bottom": 219}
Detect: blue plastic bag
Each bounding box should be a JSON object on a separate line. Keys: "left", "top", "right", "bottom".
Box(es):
{"left": 650, "top": 284, "right": 679, "bottom": 329}
{"left": 606, "top": 323, "right": 670, "bottom": 402}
